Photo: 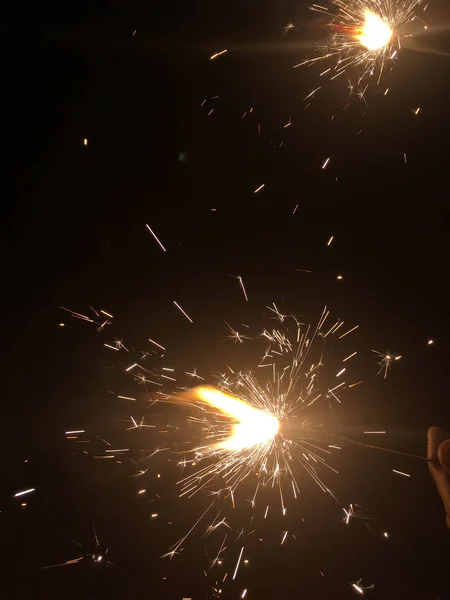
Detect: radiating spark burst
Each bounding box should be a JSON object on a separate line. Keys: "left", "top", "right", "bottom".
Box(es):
{"left": 351, "top": 578, "right": 375, "bottom": 594}
{"left": 296, "top": 0, "right": 426, "bottom": 98}
{"left": 372, "top": 349, "right": 401, "bottom": 378}
{"left": 156, "top": 305, "right": 358, "bottom": 552}
{"left": 342, "top": 502, "right": 369, "bottom": 525}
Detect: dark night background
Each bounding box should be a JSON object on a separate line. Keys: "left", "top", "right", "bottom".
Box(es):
{"left": 2, "top": 0, "right": 450, "bottom": 598}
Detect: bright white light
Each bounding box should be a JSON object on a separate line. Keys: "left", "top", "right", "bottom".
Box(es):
{"left": 193, "top": 387, "right": 279, "bottom": 452}
{"left": 357, "top": 11, "right": 392, "bottom": 51}
{"left": 14, "top": 488, "right": 35, "bottom": 498}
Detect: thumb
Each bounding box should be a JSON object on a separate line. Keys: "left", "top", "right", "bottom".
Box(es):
{"left": 438, "top": 439, "right": 450, "bottom": 474}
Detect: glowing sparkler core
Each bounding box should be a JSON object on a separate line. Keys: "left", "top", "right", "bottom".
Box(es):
{"left": 194, "top": 387, "right": 280, "bottom": 452}
{"left": 356, "top": 10, "right": 392, "bottom": 51}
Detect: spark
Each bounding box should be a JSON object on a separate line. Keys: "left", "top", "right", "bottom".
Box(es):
{"left": 148, "top": 337, "right": 166, "bottom": 351}
{"left": 336, "top": 274, "right": 343, "bottom": 280}
{"left": 349, "top": 380, "right": 363, "bottom": 388}
{"left": 336, "top": 367, "right": 346, "bottom": 377}
{"left": 281, "top": 531, "right": 288, "bottom": 545}
{"left": 254, "top": 184, "right": 265, "bottom": 194}
{"left": 117, "top": 395, "right": 136, "bottom": 401}
{"left": 225, "top": 323, "right": 251, "bottom": 344}
{"left": 372, "top": 350, "right": 401, "bottom": 378}
{"left": 145, "top": 223, "right": 167, "bottom": 252}
{"left": 392, "top": 469, "right": 410, "bottom": 477}
{"left": 173, "top": 301, "right": 194, "bottom": 323}
{"left": 283, "top": 22, "right": 296, "bottom": 34}
{"left": 322, "top": 157, "right": 330, "bottom": 169}
{"left": 14, "top": 488, "right": 35, "bottom": 498}
{"left": 327, "top": 236, "right": 334, "bottom": 246}
{"left": 238, "top": 276, "right": 249, "bottom": 301}
{"left": 100, "top": 309, "right": 114, "bottom": 318}
{"left": 210, "top": 49, "right": 228, "bottom": 60}
{"left": 338, "top": 325, "right": 359, "bottom": 339}
{"left": 343, "top": 351, "right": 357, "bottom": 362}
{"left": 364, "top": 431, "right": 386, "bottom": 434}
{"left": 104, "top": 343, "right": 119, "bottom": 351}
{"left": 232, "top": 546, "right": 244, "bottom": 580}
{"left": 427, "top": 339, "right": 435, "bottom": 345}
{"left": 241, "top": 589, "right": 248, "bottom": 599}
{"left": 351, "top": 578, "right": 374, "bottom": 594}
{"left": 65, "top": 430, "right": 85, "bottom": 434}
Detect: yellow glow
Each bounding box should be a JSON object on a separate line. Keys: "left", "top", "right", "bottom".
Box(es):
{"left": 192, "top": 386, "right": 279, "bottom": 451}
{"left": 356, "top": 11, "right": 392, "bottom": 51}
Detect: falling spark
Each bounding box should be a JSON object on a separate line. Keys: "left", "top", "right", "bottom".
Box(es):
{"left": 364, "top": 431, "right": 386, "bottom": 434}
{"left": 104, "top": 343, "right": 119, "bottom": 351}
{"left": 351, "top": 578, "right": 374, "bottom": 594}
{"left": 337, "top": 275, "right": 343, "bottom": 280}
{"left": 349, "top": 380, "right": 363, "bottom": 388}
{"left": 338, "top": 325, "right": 359, "bottom": 339}
{"left": 148, "top": 337, "right": 166, "bottom": 351}
{"left": 427, "top": 339, "right": 435, "bottom": 345}
{"left": 241, "top": 590, "right": 248, "bottom": 599}
{"left": 343, "top": 351, "right": 357, "bottom": 362}
{"left": 233, "top": 547, "right": 244, "bottom": 580}
{"left": 65, "top": 430, "right": 85, "bottom": 434}
{"left": 173, "top": 301, "right": 194, "bottom": 323}
{"left": 392, "top": 469, "right": 410, "bottom": 477}
{"left": 322, "top": 157, "right": 330, "bottom": 169}
{"left": 210, "top": 49, "right": 228, "bottom": 60}
{"left": 281, "top": 531, "right": 288, "bottom": 545}
{"left": 236, "top": 275, "right": 249, "bottom": 301}
{"left": 327, "top": 236, "right": 334, "bottom": 246}
{"left": 14, "top": 488, "right": 35, "bottom": 498}
{"left": 145, "top": 224, "right": 167, "bottom": 252}
{"left": 404, "top": 152, "right": 407, "bottom": 164}
{"left": 336, "top": 367, "right": 346, "bottom": 377}
{"left": 138, "top": 489, "right": 146, "bottom": 495}
{"left": 254, "top": 184, "right": 265, "bottom": 194}
{"left": 372, "top": 350, "right": 401, "bottom": 378}
{"left": 117, "top": 395, "right": 136, "bottom": 401}
{"left": 83, "top": 138, "right": 88, "bottom": 146}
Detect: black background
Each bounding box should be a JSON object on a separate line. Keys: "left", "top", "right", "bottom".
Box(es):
{"left": 2, "top": 0, "right": 450, "bottom": 598}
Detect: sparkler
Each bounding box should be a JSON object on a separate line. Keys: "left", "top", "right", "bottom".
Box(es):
{"left": 297, "top": 0, "right": 428, "bottom": 100}
{"left": 61, "top": 293, "right": 432, "bottom": 595}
